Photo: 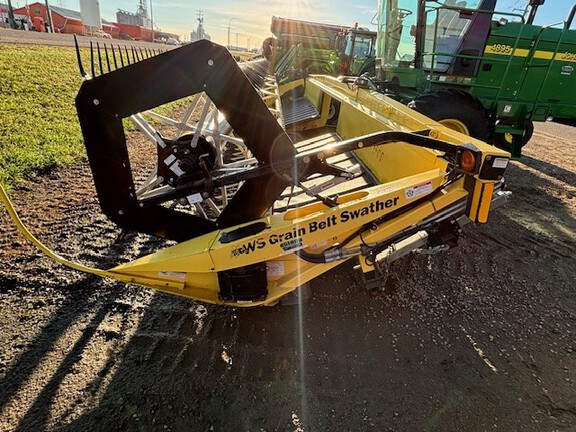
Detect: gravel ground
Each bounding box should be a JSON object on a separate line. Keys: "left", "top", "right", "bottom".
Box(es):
{"left": 0, "top": 34, "right": 575, "bottom": 431}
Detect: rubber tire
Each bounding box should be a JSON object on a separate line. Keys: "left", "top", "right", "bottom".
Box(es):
{"left": 408, "top": 89, "right": 491, "bottom": 142}
{"left": 327, "top": 100, "right": 340, "bottom": 126}
{"left": 493, "top": 119, "right": 534, "bottom": 151}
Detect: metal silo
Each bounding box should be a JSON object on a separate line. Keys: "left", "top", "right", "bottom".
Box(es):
{"left": 79, "top": 0, "right": 102, "bottom": 35}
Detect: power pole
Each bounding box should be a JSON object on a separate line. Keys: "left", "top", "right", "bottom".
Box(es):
{"left": 150, "top": 0, "right": 154, "bottom": 42}
{"left": 197, "top": 10, "right": 204, "bottom": 40}
{"left": 227, "top": 17, "right": 236, "bottom": 48}
{"left": 6, "top": 0, "right": 16, "bottom": 29}
{"left": 44, "top": 0, "right": 54, "bottom": 33}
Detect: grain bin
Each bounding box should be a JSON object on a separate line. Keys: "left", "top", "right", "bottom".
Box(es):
{"left": 80, "top": 0, "right": 102, "bottom": 35}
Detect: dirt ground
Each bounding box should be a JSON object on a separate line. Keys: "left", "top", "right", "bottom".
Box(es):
{"left": 1, "top": 38, "right": 576, "bottom": 428}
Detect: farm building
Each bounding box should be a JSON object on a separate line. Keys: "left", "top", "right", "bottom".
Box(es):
{"left": 115, "top": 9, "right": 179, "bottom": 42}
{"left": 0, "top": 4, "right": 9, "bottom": 27}
{"left": 12, "top": 2, "right": 119, "bottom": 36}
{"left": 8, "top": 2, "right": 177, "bottom": 41}
{"left": 115, "top": 21, "right": 154, "bottom": 42}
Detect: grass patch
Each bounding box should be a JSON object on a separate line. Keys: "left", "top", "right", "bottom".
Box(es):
{"left": 0, "top": 44, "right": 193, "bottom": 191}
{"left": 0, "top": 45, "right": 85, "bottom": 190}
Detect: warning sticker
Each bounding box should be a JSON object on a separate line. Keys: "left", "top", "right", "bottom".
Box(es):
{"left": 493, "top": 158, "right": 509, "bottom": 169}
{"left": 170, "top": 162, "right": 185, "bottom": 176}
{"left": 158, "top": 271, "right": 187, "bottom": 280}
{"left": 164, "top": 154, "right": 177, "bottom": 166}
{"left": 405, "top": 182, "right": 433, "bottom": 199}
{"left": 186, "top": 193, "right": 203, "bottom": 205}
{"left": 266, "top": 261, "right": 285, "bottom": 277}
{"left": 310, "top": 240, "right": 329, "bottom": 250}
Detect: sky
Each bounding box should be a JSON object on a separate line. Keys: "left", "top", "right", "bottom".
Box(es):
{"left": 15, "top": 0, "right": 572, "bottom": 47}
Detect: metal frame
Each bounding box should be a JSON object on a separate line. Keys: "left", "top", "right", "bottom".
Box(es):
{"left": 76, "top": 40, "right": 295, "bottom": 241}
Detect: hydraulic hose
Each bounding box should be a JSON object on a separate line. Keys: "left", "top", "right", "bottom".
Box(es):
{"left": 0, "top": 183, "right": 183, "bottom": 289}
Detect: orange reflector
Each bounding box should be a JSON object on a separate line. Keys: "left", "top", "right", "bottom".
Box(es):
{"left": 460, "top": 150, "right": 477, "bottom": 172}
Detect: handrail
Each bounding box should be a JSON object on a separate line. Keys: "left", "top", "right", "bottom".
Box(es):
{"left": 566, "top": 4, "right": 576, "bottom": 30}
{"left": 530, "top": 21, "right": 571, "bottom": 110}
{"left": 422, "top": 5, "right": 526, "bottom": 95}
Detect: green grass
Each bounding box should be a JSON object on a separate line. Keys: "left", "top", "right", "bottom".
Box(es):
{"left": 0, "top": 45, "right": 85, "bottom": 190}
{"left": 0, "top": 44, "right": 192, "bottom": 191}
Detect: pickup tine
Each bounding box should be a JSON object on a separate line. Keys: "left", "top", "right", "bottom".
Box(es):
{"left": 118, "top": 45, "right": 125, "bottom": 67}
{"left": 104, "top": 43, "right": 111, "bottom": 72}
{"left": 73, "top": 35, "right": 88, "bottom": 79}
{"left": 74, "top": 36, "right": 167, "bottom": 78}
{"left": 90, "top": 41, "right": 96, "bottom": 78}
{"left": 125, "top": 45, "right": 131, "bottom": 65}
{"left": 96, "top": 42, "right": 103, "bottom": 76}
{"left": 111, "top": 44, "right": 118, "bottom": 69}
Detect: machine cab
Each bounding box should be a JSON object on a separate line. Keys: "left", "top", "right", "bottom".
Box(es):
{"left": 341, "top": 28, "right": 377, "bottom": 75}
{"left": 376, "top": 0, "right": 496, "bottom": 79}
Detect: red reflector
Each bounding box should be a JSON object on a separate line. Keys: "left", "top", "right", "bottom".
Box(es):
{"left": 460, "top": 150, "right": 476, "bottom": 172}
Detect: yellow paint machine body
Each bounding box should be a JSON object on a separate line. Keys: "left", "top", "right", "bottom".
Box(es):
{"left": 1, "top": 41, "right": 511, "bottom": 306}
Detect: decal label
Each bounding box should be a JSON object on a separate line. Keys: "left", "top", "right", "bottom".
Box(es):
{"left": 186, "top": 193, "right": 203, "bottom": 204}
{"left": 269, "top": 227, "right": 306, "bottom": 244}
{"left": 231, "top": 238, "right": 266, "bottom": 257}
{"left": 169, "top": 162, "right": 185, "bottom": 176}
{"left": 158, "top": 271, "right": 187, "bottom": 280}
{"left": 280, "top": 238, "right": 303, "bottom": 254}
{"left": 405, "top": 182, "right": 433, "bottom": 199}
{"left": 266, "top": 261, "right": 285, "bottom": 277}
{"left": 490, "top": 44, "right": 512, "bottom": 54}
{"left": 339, "top": 198, "right": 399, "bottom": 222}
{"left": 433, "top": 75, "right": 472, "bottom": 84}
{"left": 310, "top": 240, "right": 329, "bottom": 250}
{"left": 485, "top": 44, "right": 513, "bottom": 55}
{"left": 164, "top": 154, "right": 177, "bottom": 165}
{"left": 229, "top": 197, "right": 401, "bottom": 257}
{"left": 484, "top": 46, "right": 576, "bottom": 62}
{"left": 492, "top": 158, "right": 509, "bottom": 169}
{"left": 558, "top": 52, "right": 576, "bottom": 62}
{"left": 309, "top": 214, "right": 338, "bottom": 232}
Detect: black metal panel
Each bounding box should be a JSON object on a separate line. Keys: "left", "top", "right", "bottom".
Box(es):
{"left": 219, "top": 222, "right": 269, "bottom": 244}
{"left": 75, "top": 40, "right": 295, "bottom": 241}
{"left": 218, "top": 262, "right": 268, "bottom": 302}
{"left": 74, "top": 98, "right": 217, "bottom": 241}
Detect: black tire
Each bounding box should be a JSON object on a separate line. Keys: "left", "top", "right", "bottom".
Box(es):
{"left": 327, "top": 99, "right": 340, "bottom": 126}
{"left": 493, "top": 119, "right": 534, "bottom": 151}
{"left": 408, "top": 89, "right": 491, "bottom": 141}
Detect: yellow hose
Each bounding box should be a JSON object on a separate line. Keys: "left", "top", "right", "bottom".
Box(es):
{"left": 0, "top": 182, "right": 184, "bottom": 289}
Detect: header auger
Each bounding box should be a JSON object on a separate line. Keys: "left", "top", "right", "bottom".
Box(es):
{"left": 1, "top": 39, "right": 511, "bottom": 306}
